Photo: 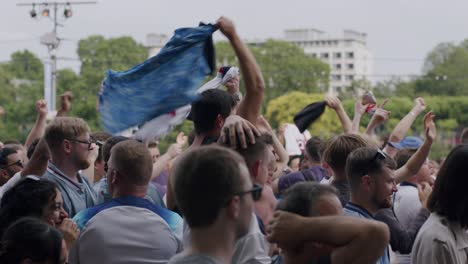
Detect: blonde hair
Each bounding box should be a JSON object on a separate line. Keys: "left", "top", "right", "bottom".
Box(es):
{"left": 44, "top": 117, "right": 90, "bottom": 152}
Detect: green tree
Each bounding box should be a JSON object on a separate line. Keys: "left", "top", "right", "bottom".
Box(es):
{"left": 216, "top": 40, "right": 329, "bottom": 108}
{"left": 5, "top": 50, "right": 44, "bottom": 81}
{"left": 265, "top": 92, "right": 341, "bottom": 138}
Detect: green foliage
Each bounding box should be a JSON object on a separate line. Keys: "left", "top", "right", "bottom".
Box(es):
{"left": 216, "top": 40, "right": 330, "bottom": 108}
{"left": 265, "top": 92, "right": 341, "bottom": 138}
{"left": 5, "top": 50, "right": 44, "bottom": 81}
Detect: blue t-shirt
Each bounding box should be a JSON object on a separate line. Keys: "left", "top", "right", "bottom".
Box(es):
{"left": 344, "top": 202, "right": 390, "bottom": 264}
{"left": 73, "top": 196, "right": 183, "bottom": 238}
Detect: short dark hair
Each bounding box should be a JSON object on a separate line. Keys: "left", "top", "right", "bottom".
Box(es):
{"left": 91, "top": 131, "right": 112, "bottom": 162}
{"left": 346, "top": 147, "right": 396, "bottom": 190}
{"left": 0, "top": 148, "right": 17, "bottom": 168}
{"left": 102, "top": 136, "right": 129, "bottom": 163}
{"left": 224, "top": 134, "right": 273, "bottom": 169}
{"left": 173, "top": 145, "right": 247, "bottom": 228}
{"left": 428, "top": 144, "right": 468, "bottom": 228}
{"left": 323, "top": 134, "right": 368, "bottom": 173}
{"left": 0, "top": 178, "right": 58, "bottom": 238}
{"left": 191, "top": 89, "right": 233, "bottom": 134}
{"left": 394, "top": 148, "right": 417, "bottom": 169}
{"left": 305, "top": 137, "right": 325, "bottom": 163}
{"left": 0, "top": 217, "right": 63, "bottom": 264}
{"left": 276, "top": 182, "right": 338, "bottom": 217}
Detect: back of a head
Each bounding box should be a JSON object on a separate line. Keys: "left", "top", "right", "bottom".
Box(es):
{"left": 44, "top": 117, "right": 90, "bottom": 153}
{"left": 191, "top": 89, "right": 233, "bottom": 135}
{"left": 394, "top": 148, "right": 417, "bottom": 169}
{"left": 323, "top": 134, "right": 368, "bottom": 173}
{"left": 428, "top": 144, "right": 468, "bottom": 227}
{"left": 102, "top": 136, "right": 129, "bottom": 163}
{"left": 346, "top": 147, "right": 396, "bottom": 190}
{"left": 172, "top": 145, "right": 246, "bottom": 228}
{"left": 91, "top": 132, "right": 112, "bottom": 162}
{"left": 305, "top": 137, "right": 325, "bottom": 163}
{"left": 0, "top": 178, "right": 57, "bottom": 237}
{"left": 276, "top": 182, "right": 338, "bottom": 217}
{"left": 110, "top": 140, "right": 153, "bottom": 186}
{"left": 0, "top": 217, "right": 63, "bottom": 264}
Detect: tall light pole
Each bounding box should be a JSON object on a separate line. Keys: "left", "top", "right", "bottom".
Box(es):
{"left": 17, "top": 1, "right": 96, "bottom": 116}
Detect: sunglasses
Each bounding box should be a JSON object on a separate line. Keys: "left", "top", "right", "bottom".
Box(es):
{"left": 233, "top": 184, "right": 263, "bottom": 201}
{"left": 363, "top": 149, "right": 388, "bottom": 175}
{"left": 1, "top": 160, "right": 23, "bottom": 169}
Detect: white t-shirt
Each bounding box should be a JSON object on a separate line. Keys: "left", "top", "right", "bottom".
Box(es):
{"left": 69, "top": 206, "right": 182, "bottom": 264}
{"left": 284, "top": 124, "right": 311, "bottom": 156}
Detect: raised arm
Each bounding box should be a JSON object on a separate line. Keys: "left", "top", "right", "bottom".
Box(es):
{"left": 383, "top": 98, "right": 426, "bottom": 157}
{"left": 394, "top": 112, "right": 436, "bottom": 184}
{"left": 24, "top": 100, "right": 48, "bottom": 150}
{"left": 56, "top": 91, "right": 72, "bottom": 117}
{"left": 267, "top": 211, "right": 390, "bottom": 264}
{"left": 256, "top": 116, "right": 289, "bottom": 180}
{"left": 216, "top": 17, "right": 264, "bottom": 124}
{"left": 351, "top": 99, "right": 369, "bottom": 134}
{"left": 151, "top": 133, "right": 186, "bottom": 180}
{"left": 325, "top": 94, "right": 352, "bottom": 133}
{"left": 365, "top": 99, "right": 390, "bottom": 137}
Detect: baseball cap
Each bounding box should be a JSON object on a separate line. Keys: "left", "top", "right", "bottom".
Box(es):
{"left": 388, "top": 136, "right": 423, "bottom": 150}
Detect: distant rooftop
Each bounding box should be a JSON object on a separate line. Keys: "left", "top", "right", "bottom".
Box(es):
{"left": 284, "top": 28, "right": 367, "bottom": 44}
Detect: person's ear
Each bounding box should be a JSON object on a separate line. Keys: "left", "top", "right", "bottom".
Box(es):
{"left": 63, "top": 140, "right": 72, "bottom": 154}
{"left": 361, "top": 175, "right": 373, "bottom": 191}
{"left": 226, "top": 195, "right": 241, "bottom": 219}
{"left": 251, "top": 160, "right": 261, "bottom": 181}
{"left": 215, "top": 114, "right": 225, "bottom": 130}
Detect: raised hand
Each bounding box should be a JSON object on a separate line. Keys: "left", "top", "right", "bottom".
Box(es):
{"left": 176, "top": 132, "right": 188, "bottom": 147}
{"left": 423, "top": 111, "right": 436, "bottom": 143}
{"left": 57, "top": 218, "right": 80, "bottom": 249}
{"left": 36, "top": 99, "right": 48, "bottom": 117}
{"left": 413, "top": 97, "right": 427, "bottom": 114}
{"left": 216, "top": 16, "right": 236, "bottom": 40}
{"left": 218, "top": 115, "right": 260, "bottom": 149}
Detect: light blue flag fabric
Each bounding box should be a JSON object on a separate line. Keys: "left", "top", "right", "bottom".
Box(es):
{"left": 99, "top": 23, "right": 217, "bottom": 134}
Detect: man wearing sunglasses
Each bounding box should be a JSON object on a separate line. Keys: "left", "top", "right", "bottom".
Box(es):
{"left": 0, "top": 148, "right": 23, "bottom": 186}
{"left": 170, "top": 146, "right": 259, "bottom": 264}
{"left": 344, "top": 147, "right": 398, "bottom": 264}
{"left": 42, "top": 117, "right": 97, "bottom": 217}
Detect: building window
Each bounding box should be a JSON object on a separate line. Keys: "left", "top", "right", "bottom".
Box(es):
{"left": 333, "top": 86, "right": 342, "bottom": 92}
{"left": 311, "top": 53, "right": 317, "bottom": 58}
{"left": 321, "top": 53, "right": 329, "bottom": 59}
{"left": 331, "top": 75, "right": 341, "bottom": 81}
{"left": 334, "top": 52, "right": 342, "bottom": 59}
{"left": 345, "top": 75, "right": 354, "bottom": 81}
{"left": 346, "top": 52, "right": 354, "bottom": 59}
{"left": 333, "top": 64, "right": 342, "bottom": 70}
{"left": 347, "top": 63, "right": 354, "bottom": 70}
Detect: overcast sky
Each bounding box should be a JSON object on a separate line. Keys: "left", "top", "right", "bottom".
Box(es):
{"left": 2, "top": 0, "right": 468, "bottom": 81}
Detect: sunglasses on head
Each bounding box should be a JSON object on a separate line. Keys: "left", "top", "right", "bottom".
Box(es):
{"left": 363, "top": 149, "right": 388, "bottom": 175}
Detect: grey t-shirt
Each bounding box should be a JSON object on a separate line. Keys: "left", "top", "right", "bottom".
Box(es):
{"left": 169, "top": 254, "right": 224, "bottom": 264}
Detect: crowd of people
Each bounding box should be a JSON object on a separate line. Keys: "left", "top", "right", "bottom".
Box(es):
{"left": 1, "top": 16, "right": 468, "bottom": 264}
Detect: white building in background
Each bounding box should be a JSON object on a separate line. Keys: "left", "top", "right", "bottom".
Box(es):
{"left": 146, "top": 33, "right": 169, "bottom": 58}
{"left": 284, "top": 28, "right": 372, "bottom": 93}
{"left": 248, "top": 28, "right": 373, "bottom": 93}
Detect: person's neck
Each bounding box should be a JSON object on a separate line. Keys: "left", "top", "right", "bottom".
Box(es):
{"left": 332, "top": 171, "right": 347, "bottom": 181}
{"left": 349, "top": 193, "right": 378, "bottom": 215}
{"left": 112, "top": 185, "right": 148, "bottom": 199}
{"left": 188, "top": 224, "right": 236, "bottom": 264}
{"left": 51, "top": 156, "right": 79, "bottom": 181}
